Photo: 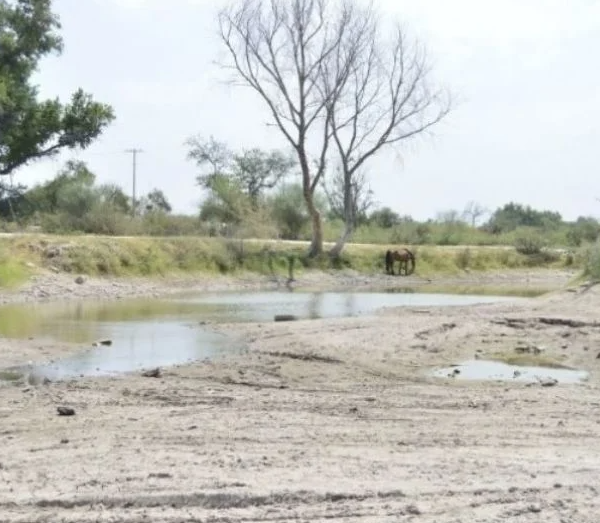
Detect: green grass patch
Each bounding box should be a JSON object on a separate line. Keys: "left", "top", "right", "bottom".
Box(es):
{"left": 0, "top": 246, "right": 31, "bottom": 288}
{"left": 0, "top": 234, "right": 583, "bottom": 284}
{"left": 0, "top": 369, "right": 25, "bottom": 381}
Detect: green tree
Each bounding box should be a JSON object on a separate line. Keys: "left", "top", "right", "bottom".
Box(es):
{"left": 186, "top": 136, "right": 294, "bottom": 205}
{"left": 145, "top": 188, "right": 172, "bottom": 213}
{"left": 566, "top": 216, "right": 600, "bottom": 247}
{"left": 231, "top": 148, "right": 295, "bottom": 205}
{"left": 485, "top": 202, "right": 563, "bottom": 234}
{"left": 25, "top": 159, "right": 95, "bottom": 215}
{"left": 95, "top": 183, "right": 131, "bottom": 214}
{"left": 185, "top": 135, "right": 231, "bottom": 189}
{"left": 0, "top": 0, "right": 115, "bottom": 178}
{"left": 369, "top": 207, "right": 401, "bottom": 229}
{"left": 270, "top": 183, "right": 327, "bottom": 240}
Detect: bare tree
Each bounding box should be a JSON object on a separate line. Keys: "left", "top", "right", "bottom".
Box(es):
{"left": 323, "top": 161, "right": 374, "bottom": 249}
{"left": 462, "top": 200, "right": 488, "bottom": 227}
{"left": 185, "top": 135, "right": 232, "bottom": 189}
{"left": 218, "top": 0, "right": 360, "bottom": 257}
{"left": 217, "top": 0, "right": 451, "bottom": 257}
{"left": 321, "top": 3, "right": 452, "bottom": 256}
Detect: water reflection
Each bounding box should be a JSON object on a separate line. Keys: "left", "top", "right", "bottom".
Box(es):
{"left": 0, "top": 290, "right": 523, "bottom": 380}
{"left": 432, "top": 359, "right": 588, "bottom": 384}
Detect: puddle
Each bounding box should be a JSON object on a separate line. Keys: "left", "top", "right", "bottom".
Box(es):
{"left": 0, "top": 290, "right": 521, "bottom": 381}
{"left": 432, "top": 359, "right": 589, "bottom": 384}
{"left": 168, "top": 290, "right": 520, "bottom": 323}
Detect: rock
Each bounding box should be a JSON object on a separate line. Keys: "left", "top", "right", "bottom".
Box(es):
{"left": 57, "top": 406, "right": 76, "bottom": 416}
{"left": 274, "top": 314, "right": 298, "bottom": 322}
{"left": 539, "top": 378, "right": 558, "bottom": 387}
{"left": 142, "top": 367, "right": 161, "bottom": 378}
{"left": 515, "top": 343, "right": 544, "bottom": 355}
{"left": 60, "top": 438, "right": 69, "bottom": 444}
{"left": 75, "top": 276, "right": 85, "bottom": 285}
{"left": 92, "top": 339, "right": 112, "bottom": 347}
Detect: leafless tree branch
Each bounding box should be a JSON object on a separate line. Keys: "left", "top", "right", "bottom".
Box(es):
{"left": 216, "top": 0, "right": 453, "bottom": 257}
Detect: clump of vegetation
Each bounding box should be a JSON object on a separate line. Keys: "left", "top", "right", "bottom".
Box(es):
{"left": 513, "top": 228, "right": 547, "bottom": 255}
{"left": 0, "top": 244, "right": 29, "bottom": 287}
{"left": 582, "top": 241, "right": 600, "bottom": 281}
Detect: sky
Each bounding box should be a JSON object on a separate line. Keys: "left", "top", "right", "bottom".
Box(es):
{"left": 15, "top": 0, "right": 600, "bottom": 221}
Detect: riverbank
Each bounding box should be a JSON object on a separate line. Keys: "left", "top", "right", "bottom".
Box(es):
{"left": 0, "top": 264, "right": 579, "bottom": 306}
{"left": 1, "top": 269, "right": 599, "bottom": 521}
{"left": 0, "top": 234, "right": 579, "bottom": 290}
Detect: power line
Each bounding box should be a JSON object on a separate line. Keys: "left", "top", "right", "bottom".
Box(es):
{"left": 124, "top": 148, "right": 143, "bottom": 216}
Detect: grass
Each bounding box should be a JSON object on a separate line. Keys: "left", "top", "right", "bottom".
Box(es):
{"left": 0, "top": 369, "right": 25, "bottom": 381}
{"left": 0, "top": 233, "right": 583, "bottom": 286}
{"left": 0, "top": 244, "right": 32, "bottom": 288}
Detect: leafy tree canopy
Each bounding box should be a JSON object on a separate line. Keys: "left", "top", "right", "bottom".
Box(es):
{"left": 484, "top": 202, "right": 562, "bottom": 234}
{"left": 0, "top": 0, "right": 115, "bottom": 177}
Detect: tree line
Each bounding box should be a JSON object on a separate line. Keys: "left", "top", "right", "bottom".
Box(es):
{"left": 1, "top": 144, "right": 598, "bottom": 252}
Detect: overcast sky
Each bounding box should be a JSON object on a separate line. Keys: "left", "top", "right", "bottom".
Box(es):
{"left": 19, "top": 0, "right": 600, "bottom": 221}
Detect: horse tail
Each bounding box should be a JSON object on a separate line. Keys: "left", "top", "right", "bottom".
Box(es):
{"left": 405, "top": 248, "right": 416, "bottom": 275}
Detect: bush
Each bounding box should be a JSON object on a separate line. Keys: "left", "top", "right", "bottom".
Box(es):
{"left": 583, "top": 241, "right": 600, "bottom": 281}
{"left": 455, "top": 248, "right": 472, "bottom": 270}
{"left": 514, "top": 228, "right": 546, "bottom": 255}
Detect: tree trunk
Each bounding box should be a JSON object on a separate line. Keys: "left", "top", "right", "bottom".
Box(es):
{"left": 298, "top": 147, "right": 324, "bottom": 258}
{"left": 329, "top": 168, "right": 355, "bottom": 258}
{"left": 329, "top": 221, "right": 354, "bottom": 258}
{"left": 307, "top": 205, "right": 323, "bottom": 257}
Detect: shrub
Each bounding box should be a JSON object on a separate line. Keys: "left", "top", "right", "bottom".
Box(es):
{"left": 455, "top": 248, "right": 472, "bottom": 269}
{"left": 514, "top": 228, "right": 546, "bottom": 255}
{"left": 583, "top": 241, "right": 600, "bottom": 281}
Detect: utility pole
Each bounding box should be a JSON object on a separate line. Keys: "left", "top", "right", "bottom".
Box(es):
{"left": 125, "top": 148, "right": 143, "bottom": 216}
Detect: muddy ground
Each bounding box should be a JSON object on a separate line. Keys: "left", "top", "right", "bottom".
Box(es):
{"left": 2, "top": 268, "right": 600, "bottom": 522}
{"left": 0, "top": 266, "right": 578, "bottom": 305}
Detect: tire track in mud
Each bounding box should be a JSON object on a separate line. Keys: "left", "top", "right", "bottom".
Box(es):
{"left": 2, "top": 485, "right": 596, "bottom": 522}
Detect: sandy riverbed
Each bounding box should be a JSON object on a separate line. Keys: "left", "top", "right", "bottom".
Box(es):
{"left": 2, "top": 268, "right": 600, "bottom": 522}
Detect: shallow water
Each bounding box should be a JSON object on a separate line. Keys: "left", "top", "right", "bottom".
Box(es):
{"left": 0, "top": 290, "right": 522, "bottom": 381}
{"left": 168, "top": 290, "right": 520, "bottom": 323}
{"left": 432, "top": 359, "right": 588, "bottom": 384}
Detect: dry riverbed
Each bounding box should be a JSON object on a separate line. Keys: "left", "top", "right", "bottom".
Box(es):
{"left": 2, "top": 268, "right": 600, "bottom": 522}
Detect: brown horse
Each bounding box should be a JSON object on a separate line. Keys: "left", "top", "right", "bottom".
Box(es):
{"left": 385, "top": 248, "right": 416, "bottom": 276}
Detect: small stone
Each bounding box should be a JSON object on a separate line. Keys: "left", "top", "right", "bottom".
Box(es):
{"left": 57, "top": 406, "right": 75, "bottom": 416}
{"left": 74, "top": 276, "right": 85, "bottom": 285}
{"left": 60, "top": 438, "right": 69, "bottom": 444}
{"left": 405, "top": 504, "right": 422, "bottom": 515}
{"left": 141, "top": 367, "right": 161, "bottom": 378}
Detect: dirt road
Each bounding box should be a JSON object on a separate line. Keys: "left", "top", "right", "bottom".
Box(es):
{"left": 1, "top": 271, "right": 599, "bottom": 522}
